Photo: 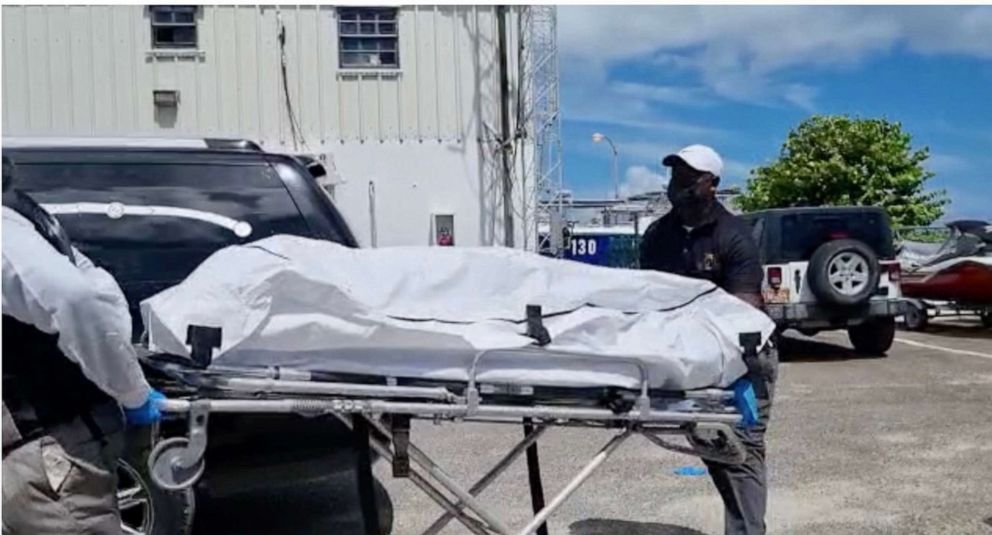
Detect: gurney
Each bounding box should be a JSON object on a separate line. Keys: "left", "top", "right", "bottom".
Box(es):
{"left": 138, "top": 236, "right": 776, "bottom": 534}
{"left": 144, "top": 335, "right": 765, "bottom": 535}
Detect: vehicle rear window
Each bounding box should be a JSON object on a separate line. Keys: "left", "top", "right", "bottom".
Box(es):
{"left": 779, "top": 211, "right": 895, "bottom": 261}
{"left": 741, "top": 216, "right": 766, "bottom": 263}
{"left": 16, "top": 159, "right": 313, "bottom": 333}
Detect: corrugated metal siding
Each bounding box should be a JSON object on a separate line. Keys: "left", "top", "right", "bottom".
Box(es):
{"left": 2, "top": 5, "right": 534, "bottom": 250}
{"left": 1, "top": 5, "right": 513, "bottom": 148}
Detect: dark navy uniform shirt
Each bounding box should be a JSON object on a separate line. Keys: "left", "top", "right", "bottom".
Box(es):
{"left": 639, "top": 203, "right": 763, "bottom": 298}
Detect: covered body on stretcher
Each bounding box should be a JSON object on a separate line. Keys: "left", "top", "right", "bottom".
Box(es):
{"left": 138, "top": 236, "right": 776, "bottom": 535}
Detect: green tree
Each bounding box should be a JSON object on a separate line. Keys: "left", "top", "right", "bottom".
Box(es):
{"left": 736, "top": 115, "right": 948, "bottom": 226}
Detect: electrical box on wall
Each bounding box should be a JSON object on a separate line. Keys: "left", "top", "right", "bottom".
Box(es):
{"left": 153, "top": 90, "right": 181, "bottom": 128}
{"left": 153, "top": 90, "right": 181, "bottom": 108}
{"left": 432, "top": 214, "right": 455, "bottom": 246}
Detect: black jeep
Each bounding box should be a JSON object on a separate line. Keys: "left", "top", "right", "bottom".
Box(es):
{"left": 4, "top": 138, "right": 391, "bottom": 535}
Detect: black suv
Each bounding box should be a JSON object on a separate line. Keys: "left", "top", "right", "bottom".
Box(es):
{"left": 741, "top": 207, "right": 905, "bottom": 355}
{"left": 3, "top": 139, "right": 391, "bottom": 535}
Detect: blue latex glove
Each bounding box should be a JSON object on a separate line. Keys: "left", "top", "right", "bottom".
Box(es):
{"left": 673, "top": 466, "right": 708, "bottom": 477}
{"left": 124, "top": 389, "right": 166, "bottom": 426}
{"left": 732, "top": 378, "right": 759, "bottom": 428}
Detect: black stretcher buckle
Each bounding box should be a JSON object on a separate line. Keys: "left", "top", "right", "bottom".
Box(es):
{"left": 526, "top": 305, "right": 552, "bottom": 347}
{"left": 391, "top": 416, "right": 412, "bottom": 478}
{"left": 186, "top": 325, "right": 222, "bottom": 369}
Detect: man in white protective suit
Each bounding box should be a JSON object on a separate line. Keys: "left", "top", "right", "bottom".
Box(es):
{"left": 2, "top": 155, "right": 167, "bottom": 535}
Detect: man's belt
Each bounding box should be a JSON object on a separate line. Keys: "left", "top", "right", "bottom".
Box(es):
{"left": 2, "top": 400, "right": 119, "bottom": 458}
{"left": 2, "top": 402, "right": 25, "bottom": 452}
{"left": 2, "top": 401, "right": 42, "bottom": 457}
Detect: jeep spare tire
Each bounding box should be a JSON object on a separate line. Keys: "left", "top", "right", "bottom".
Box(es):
{"left": 807, "top": 239, "right": 880, "bottom": 306}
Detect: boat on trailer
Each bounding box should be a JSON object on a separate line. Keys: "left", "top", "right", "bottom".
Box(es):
{"left": 898, "top": 220, "right": 992, "bottom": 329}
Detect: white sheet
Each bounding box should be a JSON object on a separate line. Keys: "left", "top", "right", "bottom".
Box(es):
{"left": 141, "top": 236, "right": 776, "bottom": 390}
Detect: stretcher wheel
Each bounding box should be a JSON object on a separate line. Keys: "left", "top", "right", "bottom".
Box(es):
{"left": 147, "top": 437, "right": 206, "bottom": 491}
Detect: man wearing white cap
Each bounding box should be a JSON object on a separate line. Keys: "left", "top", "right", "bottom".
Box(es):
{"left": 640, "top": 145, "right": 776, "bottom": 535}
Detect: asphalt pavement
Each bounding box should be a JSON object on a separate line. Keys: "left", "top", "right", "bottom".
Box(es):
{"left": 375, "top": 320, "right": 992, "bottom": 535}
{"left": 193, "top": 319, "right": 992, "bottom": 534}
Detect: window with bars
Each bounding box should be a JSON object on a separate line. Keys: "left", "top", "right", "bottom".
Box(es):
{"left": 150, "top": 6, "right": 198, "bottom": 49}
{"left": 337, "top": 7, "right": 399, "bottom": 69}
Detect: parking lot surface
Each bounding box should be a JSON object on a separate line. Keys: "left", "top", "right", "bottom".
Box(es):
{"left": 375, "top": 321, "right": 992, "bottom": 535}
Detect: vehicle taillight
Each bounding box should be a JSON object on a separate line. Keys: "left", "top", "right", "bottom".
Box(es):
{"left": 829, "top": 231, "right": 849, "bottom": 239}
{"left": 767, "top": 267, "right": 783, "bottom": 288}
{"left": 886, "top": 262, "right": 901, "bottom": 282}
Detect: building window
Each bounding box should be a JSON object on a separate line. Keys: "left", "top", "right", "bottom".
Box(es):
{"left": 338, "top": 7, "right": 398, "bottom": 69}
{"left": 150, "top": 6, "right": 198, "bottom": 49}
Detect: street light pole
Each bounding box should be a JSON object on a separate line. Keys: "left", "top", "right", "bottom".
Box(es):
{"left": 592, "top": 133, "right": 619, "bottom": 200}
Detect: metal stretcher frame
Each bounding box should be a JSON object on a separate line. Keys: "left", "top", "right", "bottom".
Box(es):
{"left": 152, "top": 396, "right": 743, "bottom": 535}
{"left": 145, "top": 335, "right": 763, "bottom": 535}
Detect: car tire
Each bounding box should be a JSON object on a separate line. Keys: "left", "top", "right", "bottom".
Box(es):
{"left": 848, "top": 317, "right": 896, "bottom": 356}
{"left": 903, "top": 301, "right": 929, "bottom": 331}
{"left": 981, "top": 310, "right": 992, "bottom": 329}
{"left": 120, "top": 428, "right": 196, "bottom": 535}
{"left": 808, "top": 239, "right": 881, "bottom": 307}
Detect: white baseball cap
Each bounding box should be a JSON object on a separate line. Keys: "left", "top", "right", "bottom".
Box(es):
{"left": 662, "top": 144, "right": 723, "bottom": 177}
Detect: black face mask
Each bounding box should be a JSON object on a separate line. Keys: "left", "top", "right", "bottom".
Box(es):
{"left": 667, "top": 177, "right": 713, "bottom": 224}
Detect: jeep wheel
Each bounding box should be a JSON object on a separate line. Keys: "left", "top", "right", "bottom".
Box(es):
{"left": 808, "top": 239, "right": 880, "bottom": 307}
{"left": 848, "top": 317, "right": 896, "bottom": 356}
{"left": 903, "top": 302, "right": 929, "bottom": 331}
{"left": 120, "top": 429, "right": 196, "bottom": 535}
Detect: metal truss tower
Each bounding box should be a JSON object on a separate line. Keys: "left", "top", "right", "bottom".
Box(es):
{"left": 480, "top": 6, "right": 564, "bottom": 251}
{"left": 517, "top": 5, "right": 565, "bottom": 254}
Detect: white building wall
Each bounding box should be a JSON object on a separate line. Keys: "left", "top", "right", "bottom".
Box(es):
{"left": 2, "top": 5, "right": 531, "bottom": 248}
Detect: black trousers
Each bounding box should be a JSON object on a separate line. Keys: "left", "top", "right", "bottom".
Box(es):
{"left": 703, "top": 348, "right": 778, "bottom": 535}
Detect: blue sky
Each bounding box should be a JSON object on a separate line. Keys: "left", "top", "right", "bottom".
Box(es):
{"left": 557, "top": 6, "right": 992, "bottom": 221}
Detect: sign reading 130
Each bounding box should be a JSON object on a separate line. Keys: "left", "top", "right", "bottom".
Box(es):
{"left": 570, "top": 237, "right": 598, "bottom": 256}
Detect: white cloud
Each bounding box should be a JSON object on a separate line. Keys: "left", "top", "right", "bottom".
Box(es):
{"left": 611, "top": 82, "right": 713, "bottom": 107}
{"left": 561, "top": 53, "right": 725, "bottom": 139}
{"left": 563, "top": 77, "right": 726, "bottom": 139}
{"left": 565, "top": 115, "right": 722, "bottom": 137}
{"left": 617, "top": 159, "right": 755, "bottom": 198}
{"left": 932, "top": 121, "right": 992, "bottom": 147}
{"left": 620, "top": 165, "right": 667, "bottom": 198}
{"left": 559, "top": 6, "right": 992, "bottom": 110}
{"left": 898, "top": 8, "right": 992, "bottom": 59}
{"left": 624, "top": 143, "right": 754, "bottom": 182}
{"left": 941, "top": 187, "right": 992, "bottom": 222}
{"left": 583, "top": 138, "right": 754, "bottom": 185}
{"left": 619, "top": 141, "right": 677, "bottom": 163}
{"left": 781, "top": 84, "right": 819, "bottom": 113}
{"left": 560, "top": 6, "right": 992, "bottom": 66}
{"left": 927, "top": 153, "right": 973, "bottom": 175}
{"left": 722, "top": 159, "right": 757, "bottom": 183}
